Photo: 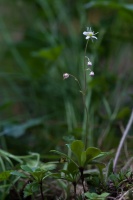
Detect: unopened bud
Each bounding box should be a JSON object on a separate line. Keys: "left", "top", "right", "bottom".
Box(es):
{"left": 63, "top": 73, "right": 69, "bottom": 79}
{"left": 87, "top": 61, "right": 92, "bottom": 66}
{"left": 89, "top": 71, "right": 94, "bottom": 76}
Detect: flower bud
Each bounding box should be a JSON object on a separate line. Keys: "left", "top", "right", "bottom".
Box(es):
{"left": 87, "top": 61, "right": 92, "bottom": 66}
{"left": 63, "top": 73, "right": 69, "bottom": 79}
{"left": 89, "top": 71, "right": 94, "bottom": 76}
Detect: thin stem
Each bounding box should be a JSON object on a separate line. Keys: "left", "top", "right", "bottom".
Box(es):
{"left": 69, "top": 74, "right": 82, "bottom": 92}
{"left": 79, "top": 167, "right": 85, "bottom": 192}
{"left": 68, "top": 74, "right": 89, "bottom": 137}
{"left": 83, "top": 40, "right": 89, "bottom": 148}
{"left": 73, "top": 182, "right": 77, "bottom": 199}
{"left": 84, "top": 101, "right": 89, "bottom": 149}
{"left": 40, "top": 180, "right": 44, "bottom": 200}
{"left": 84, "top": 40, "right": 89, "bottom": 94}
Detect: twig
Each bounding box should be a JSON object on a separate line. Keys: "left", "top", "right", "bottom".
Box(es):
{"left": 119, "top": 122, "right": 129, "bottom": 159}
{"left": 113, "top": 109, "right": 133, "bottom": 172}
{"left": 118, "top": 187, "right": 133, "bottom": 200}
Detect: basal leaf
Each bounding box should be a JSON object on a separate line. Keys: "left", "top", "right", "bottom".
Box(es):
{"left": 70, "top": 140, "right": 84, "bottom": 165}
{"left": 81, "top": 151, "right": 87, "bottom": 167}
{"left": 86, "top": 147, "right": 101, "bottom": 162}
{"left": 31, "top": 170, "right": 46, "bottom": 182}
{"left": 67, "top": 162, "right": 78, "bottom": 173}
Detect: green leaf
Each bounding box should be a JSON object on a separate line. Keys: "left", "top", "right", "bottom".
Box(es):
{"left": 93, "top": 152, "right": 112, "bottom": 160}
{"left": 31, "top": 170, "right": 46, "bottom": 182}
{"left": 81, "top": 151, "right": 87, "bottom": 167}
{"left": 39, "top": 162, "right": 56, "bottom": 171}
{"left": 70, "top": 140, "right": 84, "bottom": 165}
{"left": 100, "top": 192, "right": 110, "bottom": 198}
{"left": 21, "top": 165, "right": 33, "bottom": 173}
{"left": 0, "top": 171, "right": 12, "bottom": 181}
{"left": 60, "top": 170, "right": 70, "bottom": 176}
{"left": 85, "top": 192, "right": 109, "bottom": 199}
{"left": 23, "top": 182, "right": 39, "bottom": 198}
{"left": 11, "top": 170, "right": 27, "bottom": 178}
{"left": 85, "top": 192, "right": 98, "bottom": 199}
{"left": 67, "top": 162, "right": 78, "bottom": 173}
{"left": 0, "top": 149, "right": 23, "bottom": 163}
{"left": 86, "top": 147, "right": 101, "bottom": 162}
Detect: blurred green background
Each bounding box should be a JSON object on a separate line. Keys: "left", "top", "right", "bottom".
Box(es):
{"left": 0, "top": 0, "right": 133, "bottom": 159}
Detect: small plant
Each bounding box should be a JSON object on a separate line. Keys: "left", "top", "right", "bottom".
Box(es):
{"left": 11, "top": 164, "right": 53, "bottom": 199}
{"left": 50, "top": 27, "right": 113, "bottom": 199}
{"left": 0, "top": 150, "right": 55, "bottom": 199}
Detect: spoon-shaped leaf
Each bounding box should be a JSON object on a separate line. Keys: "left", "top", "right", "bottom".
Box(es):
{"left": 70, "top": 140, "right": 85, "bottom": 165}
{"left": 86, "top": 147, "right": 101, "bottom": 162}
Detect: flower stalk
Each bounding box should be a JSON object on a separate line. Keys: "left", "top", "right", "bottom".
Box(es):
{"left": 63, "top": 27, "right": 98, "bottom": 148}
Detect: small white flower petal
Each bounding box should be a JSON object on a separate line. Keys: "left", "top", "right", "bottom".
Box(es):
{"left": 92, "top": 36, "right": 97, "bottom": 39}
{"left": 83, "top": 31, "right": 88, "bottom": 35}
{"left": 86, "top": 36, "right": 90, "bottom": 39}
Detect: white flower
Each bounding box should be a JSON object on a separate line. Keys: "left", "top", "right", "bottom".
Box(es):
{"left": 63, "top": 73, "right": 69, "bottom": 79}
{"left": 83, "top": 27, "right": 98, "bottom": 40}
{"left": 87, "top": 61, "right": 92, "bottom": 66}
{"left": 89, "top": 71, "right": 94, "bottom": 76}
